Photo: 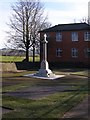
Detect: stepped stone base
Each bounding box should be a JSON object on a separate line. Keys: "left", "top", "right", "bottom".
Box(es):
{"left": 24, "top": 60, "right": 65, "bottom": 79}
{"left": 24, "top": 74, "right": 65, "bottom": 80}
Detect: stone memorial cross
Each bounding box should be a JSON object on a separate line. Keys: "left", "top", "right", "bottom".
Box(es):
{"left": 38, "top": 34, "right": 54, "bottom": 77}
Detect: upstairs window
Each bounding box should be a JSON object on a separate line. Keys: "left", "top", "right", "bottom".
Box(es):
{"left": 56, "top": 48, "right": 62, "bottom": 57}
{"left": 72, "top": 32, "right": 78, "bottom": 41}
{"left": 84, "top": 48, "right": 90, "bottom": 57}
{"left": 84, "top": 32, "right": 90, "bottom": 41}
{"left": 56, "top": 32, "right": 62, "bottom": 41}
{"left": 71, "top": 48, "right": 78, "bottom": 57}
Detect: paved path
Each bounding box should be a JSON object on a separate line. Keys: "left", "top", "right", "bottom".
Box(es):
{"left": 62, "top": 96, "right": 89, "bottom": 118}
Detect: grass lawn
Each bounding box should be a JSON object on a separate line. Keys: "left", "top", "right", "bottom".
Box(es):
{"left": 0, "top": 55, "right": 40, "bottom": 62}
{"left": 2, "top": 69, "right": 89, "bottom": 119}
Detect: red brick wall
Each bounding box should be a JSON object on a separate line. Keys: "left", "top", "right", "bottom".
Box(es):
{"left": 40, "top": 30, "right": 90, "bottom": 64}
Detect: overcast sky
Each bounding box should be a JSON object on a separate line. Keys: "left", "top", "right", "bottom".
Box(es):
{"left": 0, "top": 0, "right": 89, "bottom": 49}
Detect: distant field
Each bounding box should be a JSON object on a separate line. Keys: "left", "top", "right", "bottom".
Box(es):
{"left": 0, "top": 55, "right": 40, "bottom": 62}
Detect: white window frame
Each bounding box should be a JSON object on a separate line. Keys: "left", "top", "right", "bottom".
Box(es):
{"left": 71, "top": 48, "right": 78, "bottom": 57}
{"left": 84, "top": 32, "right": 90, "bottom": 41}
{"left": 56, "top": 48, "right": 62, "bottom": 57}
{"left": 84, "top": 48, "right": 90, "bottom": 57}
{"left": 71, "top": 32, "right": 78, "bottom": 41}
{"left": 56, "top": 32, "right": 62, "bottom": 42}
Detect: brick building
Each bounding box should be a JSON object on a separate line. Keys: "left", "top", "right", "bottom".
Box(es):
{"left": 39, "top": 23, "right": 90, "bottom": 67}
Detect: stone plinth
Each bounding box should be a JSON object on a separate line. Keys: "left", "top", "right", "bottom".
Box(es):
{"left": 36, "top": 60, "right": 55, "bottom": 77}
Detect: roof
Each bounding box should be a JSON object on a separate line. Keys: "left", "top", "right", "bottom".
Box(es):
{"left": 40, "top": 23, "right": 90, "bottom": 32}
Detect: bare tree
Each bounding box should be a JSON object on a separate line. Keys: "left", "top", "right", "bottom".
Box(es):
{"left": 7, "top": 0, "right": 51, "bottom": 62}
{"left": 80, "top": 17, "right": 90, "bottom": 24}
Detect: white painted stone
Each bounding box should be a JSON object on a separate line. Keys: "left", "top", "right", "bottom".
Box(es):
{"left": 36, "top": 34, "right": 55, "bottom": 78}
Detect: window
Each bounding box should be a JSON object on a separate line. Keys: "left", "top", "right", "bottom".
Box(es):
{"left": 56, "top": 48, "right": 62, "bottom": 57}
{"left": 84, "top": 32, "right": 90, "bottom": 41}
{"left": 71, "top": 32, "right": 78, "bottom": 41}
{"left": 84, "top": 48, "right": 90, "bottom": 57}
{"left": 71, "top": 48, "right": 78, "bottom": 57}
{"left": 56, "top": 32, "right": 62, "bottom": 41}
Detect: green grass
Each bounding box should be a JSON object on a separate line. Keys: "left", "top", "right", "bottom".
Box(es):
{"left": 2, "top": 90, "right": 87, "bottom": 119}
{"left": 2, "top": 70, "right": 36, "bottom": 77}
{"left": 2, "top": 69, "right": 88, "bottom": 119}
{"left": 54, "top": 69, "right": 89, "bottom": 77}
{"left": 70, "top": 70, "right": 89, "bottom": 77}
{"left": 0, "top": 55, "right": 40, "bottom": 62}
